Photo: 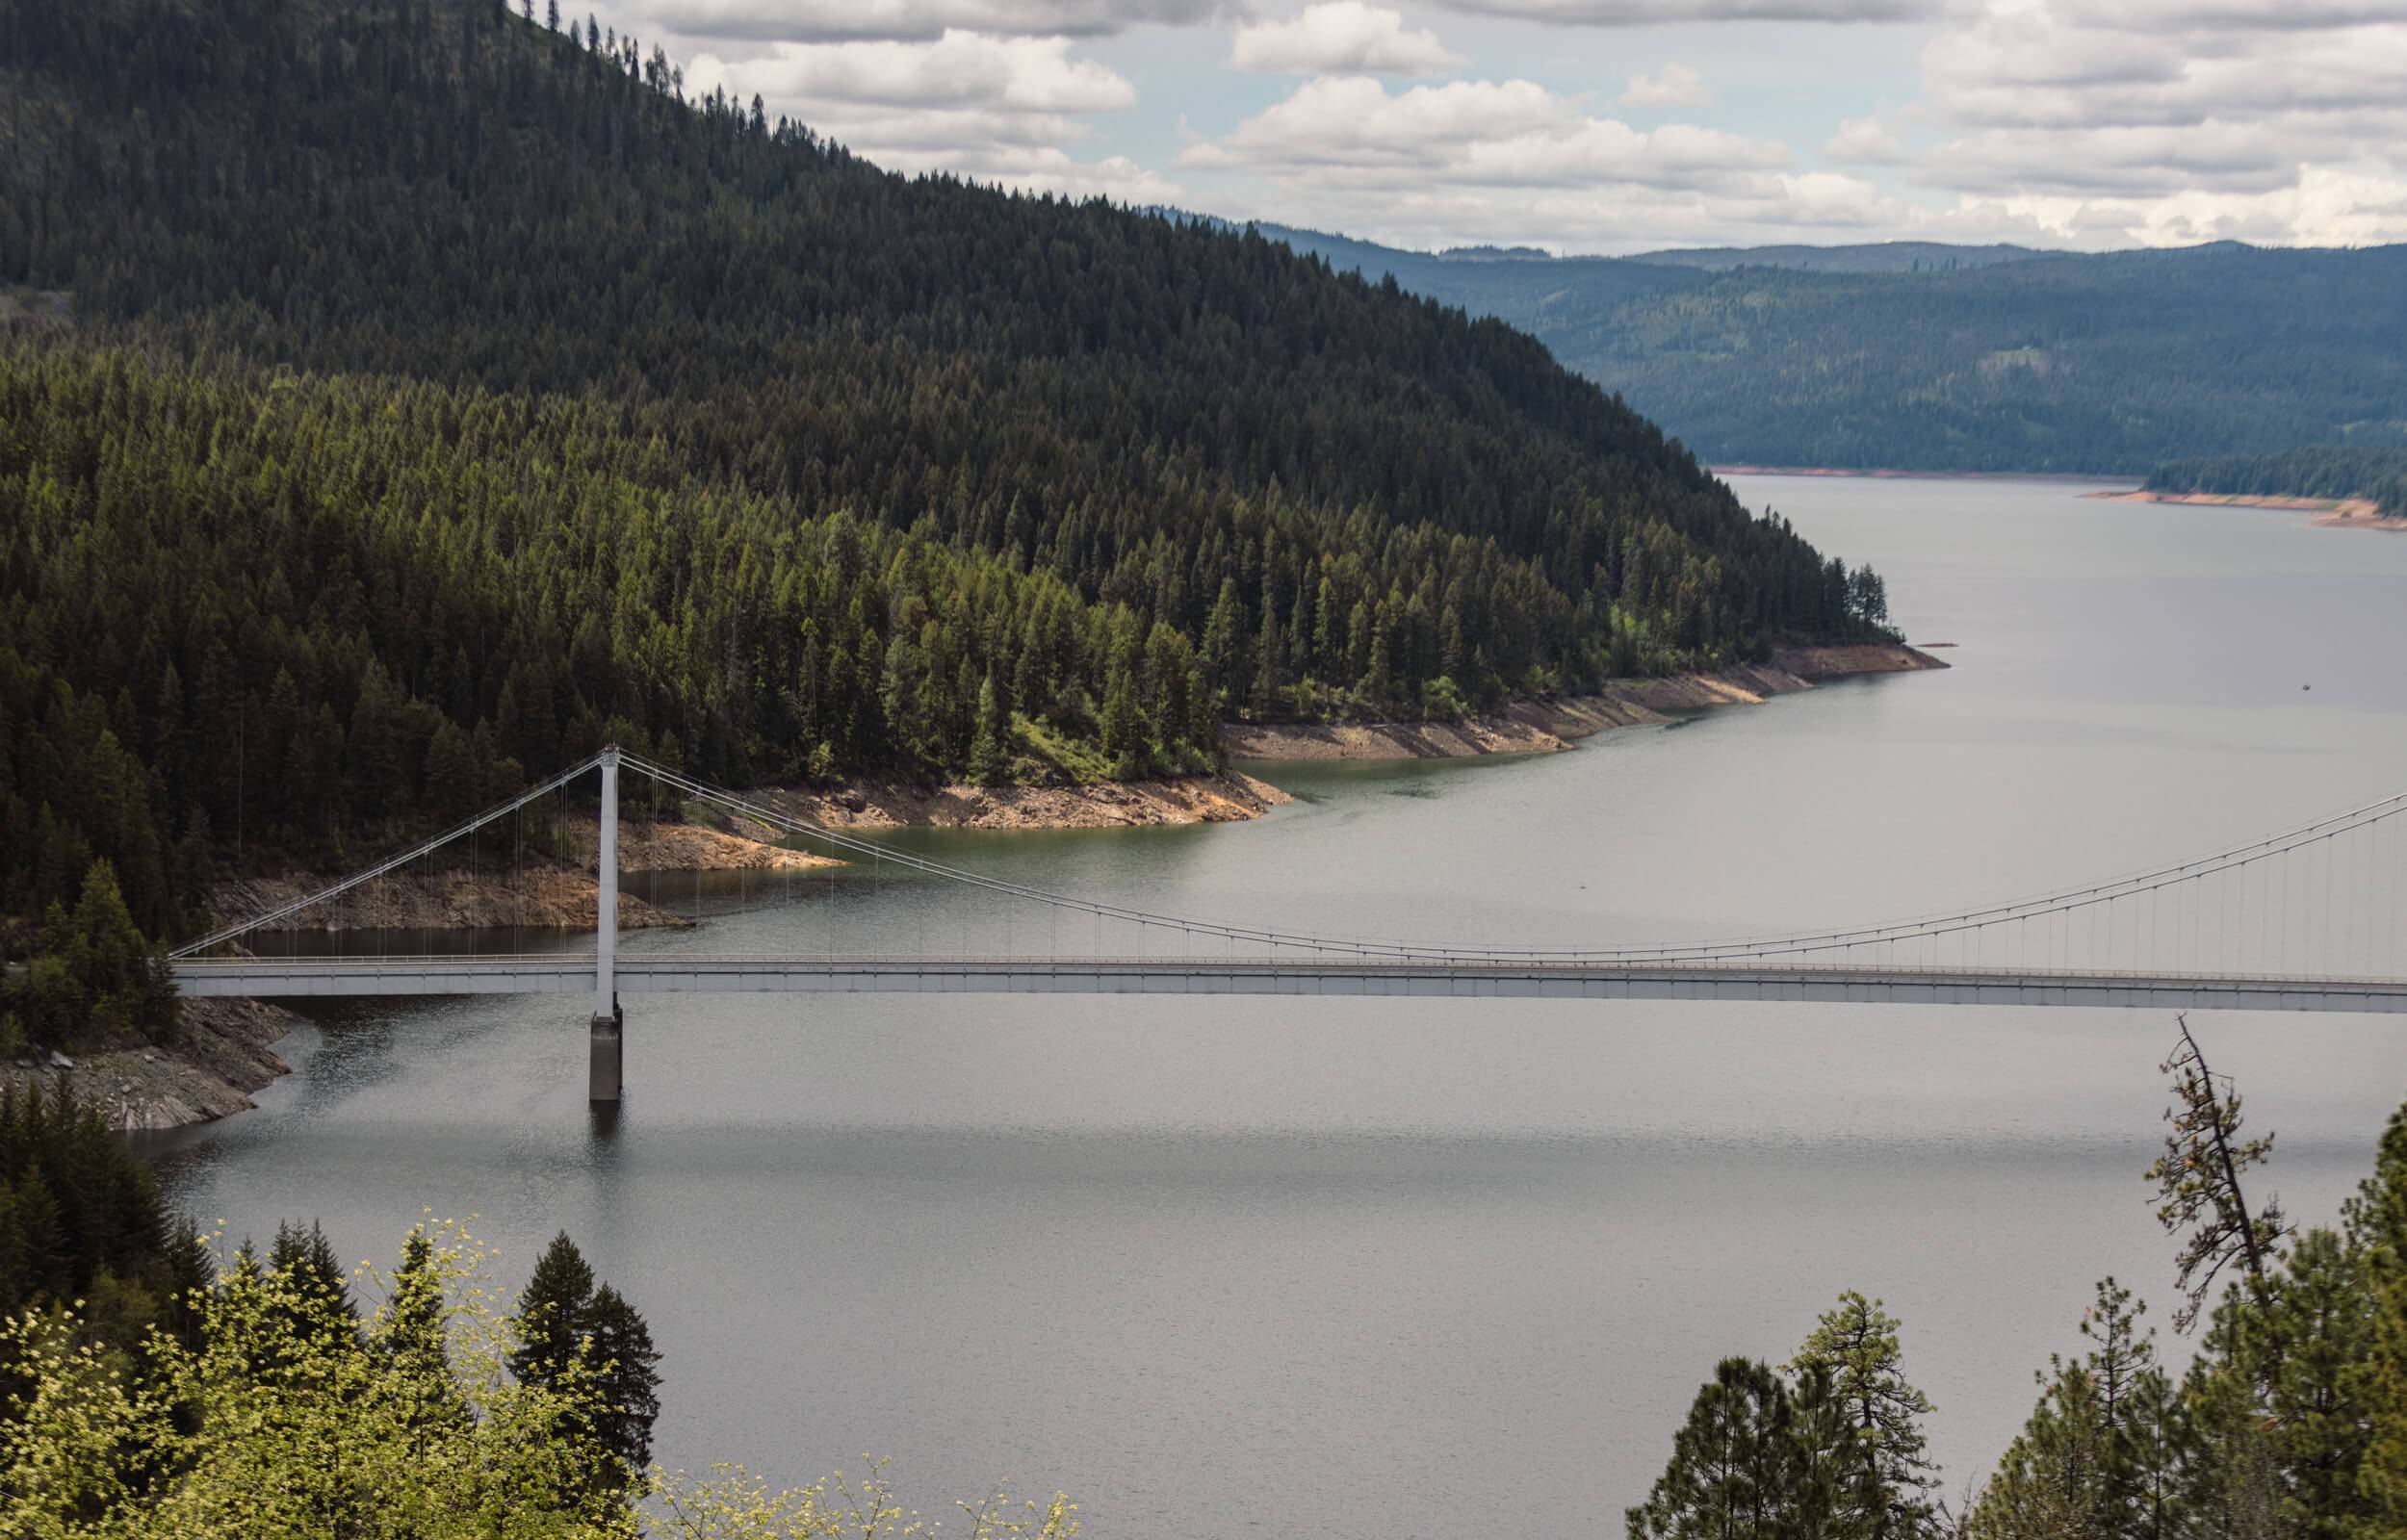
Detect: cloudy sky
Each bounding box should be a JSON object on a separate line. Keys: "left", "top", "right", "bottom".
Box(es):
{"left": 599, "top": 0, "right": 2407, "bottom": 254}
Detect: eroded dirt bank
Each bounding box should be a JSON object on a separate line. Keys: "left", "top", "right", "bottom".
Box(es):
{"left": 769, "top": 771, "right": 1292, "bottom": 830}
{"left": 210, "top": 815, "right": 837, "bottom": 936}
{"left": 1222, "top": 644, "right": 1946, "bottom": 760}
{"left": 212, "top": 865, "right": 691, "bottom": 935}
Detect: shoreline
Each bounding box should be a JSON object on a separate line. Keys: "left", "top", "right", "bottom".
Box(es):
{"left": 2089, "top": 488, "right": 2407, "bottom": 531}
{"left": 105, "top": 651, "right": 1934, "bottom": 1133}
{"left": 764, "top": 771, "right": 1292, "bottom": 832}
{"left": 4, "top": 998, "right": 302, "bottom": 1133}
{"left": 1224, "top": 642, "right": 1946, "bottom": 760}
{"left": 1715, "top": 465, "right": 2129, "bottom": 485}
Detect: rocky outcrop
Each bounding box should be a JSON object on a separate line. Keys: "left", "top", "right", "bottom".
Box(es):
{"left": 2, "top": 999, "right": 299, "bottom": 1133}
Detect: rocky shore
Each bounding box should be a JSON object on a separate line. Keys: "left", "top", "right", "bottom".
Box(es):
{"left": 3, "top": 999, "right": 302, "bottom": 1133}
{"left": 1223, "top": 643, "right": 1946, "bottom": 760}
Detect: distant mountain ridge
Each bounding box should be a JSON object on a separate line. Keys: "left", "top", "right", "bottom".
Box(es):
{"left": 1217, "top": 221, "right": 2407, "bottom": 475}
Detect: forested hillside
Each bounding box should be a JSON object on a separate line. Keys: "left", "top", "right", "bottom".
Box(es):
{"left": 2147, "top": 447, "right": 2407, "bottom": 516}
{"left": 0, "top": 0, "right": 1881, "bottom": 941}
{"left": 1261, "top": 226, "right": 2407, "bottom": 475}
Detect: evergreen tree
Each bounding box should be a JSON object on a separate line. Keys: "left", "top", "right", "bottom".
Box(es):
{"left": 2355, "top": 1097, "right": 2407, "bottom": 1530}
{"left": 583, "top": 1283, "right": 662, "bottom": 1475}
{"left": 511, "top": 1230, "right": 598, "bottom": 1389}
{"left": 1628, "top": 1357, "right": 1823, "bottom": 1540}
{"left": 508, "top": 1231, "right": 660, "bottom": 1485}
{"left": 968, "top": 671, "right": 1008, "bottom": 786}
{"left": 1789, "top": 1292, "right": 1939, "bottom": 1540}
{"left": 1100, "top": 662, "right": 1146, "bottom": 778}
{"left": 1969, "top": 1281, "right": 2166, "bottom": 1540}
{"left": 1968, "top": 1361, "right": 2112, "bottom": 1540}
{"left": 267, "top": 1219, "right": 358, "bottom": 1348}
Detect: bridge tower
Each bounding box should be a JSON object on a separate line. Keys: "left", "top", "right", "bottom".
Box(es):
{"left": 590, "top": 746, "right": 623, "bottom": 1103}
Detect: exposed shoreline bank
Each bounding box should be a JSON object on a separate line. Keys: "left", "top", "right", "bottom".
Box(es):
{"left": 5, "top": 998, "right": 303, "bottom": 1133}
{"left": 2089, "top": 488, "right": 2407, "bottom": 531}
{"left": 209, "top": 815, "right": 838, "bottom": 937}
{"left": 1224, "top": 643, "right": 1947, "bottom": 760}
{"left": 1714, "top": 465, "right": 2128, "bottom": 484}
{"left": 763, "top": 771, "right": 1292, "bottom": 832}
{"left": 106, "top": 653, "right": 1931, "bottom": 1133}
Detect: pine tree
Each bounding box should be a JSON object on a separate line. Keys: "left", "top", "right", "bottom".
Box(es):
{"left": 968, "top": 671, "right": 1008, "bottom": 786}
{"left": 1100, "top": 664, "right": 1145, "bottom": 779}
{"left": 1969, "top": 1361, "right": 2112, "bottom": 1540}
{"left": 1628, "top": 1357, "right": 1822, "bottom": 1540}
{"left": 1969, "top": 1281, "right": 2165, "bottom": 1540}
{"left": 509, "top": 1231, "right": 661, "bottom": 1485}
{"left": 1790, "top": 1292, "right": 1939, "bottom": 1540}
{"left": 2254, "top": 1227, "right": 2374, "bottom": 1536}
{"left": 1200, "top": 578, "right": 1247, "bottom": 706}
{"left": 2356, "top": 1096, "right": 2407, "bottom": 1530}
{"left": 512, "top": 1230, "right": 598, "bottom": 1388}
{"left": 268, "top": 1219, "right": 358, "bottom": 1348}
{"left": 583, "top": 1283, "right": 662, "bottom": 1475}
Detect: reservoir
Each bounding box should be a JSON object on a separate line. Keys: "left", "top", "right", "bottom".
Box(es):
{"left": 151, "top": 475, "right": 2407, "bottom": 1534}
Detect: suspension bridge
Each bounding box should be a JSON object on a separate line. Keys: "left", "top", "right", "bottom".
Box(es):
{"left": 168, "top": 749, "right": 2407, "bottom": 1101}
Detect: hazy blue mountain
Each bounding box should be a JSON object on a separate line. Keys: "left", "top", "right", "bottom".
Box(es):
{"left": 1235, "top": 223, "right": 2407, "bottom": 475}
{"left": 1617, "top": 242, "right": 2044, "bottom": 273}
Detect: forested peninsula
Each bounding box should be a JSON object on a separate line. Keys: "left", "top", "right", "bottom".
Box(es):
{"left": 2137, "top": 448, "right": 2407, "bottom": 524}
{"left": 0, "top": 0, "right": 1899, "bottom": 980}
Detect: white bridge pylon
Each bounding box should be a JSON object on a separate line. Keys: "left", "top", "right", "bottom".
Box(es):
{"left": 170, "top": 747, "right": 2407, "bottom": 1102}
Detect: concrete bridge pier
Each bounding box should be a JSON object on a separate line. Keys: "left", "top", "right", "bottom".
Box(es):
{"left": 591, "top": 746, "right": 623, "bottom": 1104}
{"left": 590, "top": 997, "right": 624, "bottom": 1104}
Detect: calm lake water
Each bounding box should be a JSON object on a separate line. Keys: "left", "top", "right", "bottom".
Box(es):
{"left": 152, "top": 476, "right": 2407, "bottom": 1533}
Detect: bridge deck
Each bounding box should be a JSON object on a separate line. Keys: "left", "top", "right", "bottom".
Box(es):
{"left": 169, "top": 955, "right": 2407, "bottom": 1014}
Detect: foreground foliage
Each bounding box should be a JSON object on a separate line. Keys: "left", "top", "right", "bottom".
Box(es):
{"left": 0, "top": 1079, "right": 196, "bottom": 1346}
{"left": 1, "top": 1219, "right": 637, "bottom": 1536}
{"left": 3, "top": 1217, "right": 1047, "bottom": 1540}
{"left": 1633, "top": 1020, "right": 2407, "bottom": 1540}
{"left": 1627, "top": 1294, "right": 1935, "bottom": 1540}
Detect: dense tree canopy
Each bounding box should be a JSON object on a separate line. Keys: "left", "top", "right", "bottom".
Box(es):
{"left": 0, "top": 0, "right": 1882, "bottom": 945}
{"left": 2147, "top": 447, "right": 2407, "bottom": 517}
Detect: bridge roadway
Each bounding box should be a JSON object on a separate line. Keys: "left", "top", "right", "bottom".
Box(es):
{"left": 170, "top": 955, "right": 2407, "bottom": 1014}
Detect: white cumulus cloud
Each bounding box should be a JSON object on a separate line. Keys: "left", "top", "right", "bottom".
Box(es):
{"left": 1620, "top": 64, "right": 1714, "bottom": 110}
{"left": 630, "top": 0, "right": 1227, "bottom": 43}
{"left": 686, "top": 31, "right": 1175, "bottom": 202}
{"left": 1909, "top": 0, "right": 2407, "bottom": 244}
{"left": 1824, "top": 115, "right": 1908, "bottom": 164}
{"left": 1232, "top": 3, "right": 1465, "bottom": 76}
{"left": 1431, "top": 0, "right": 1932, "bottom": 24}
